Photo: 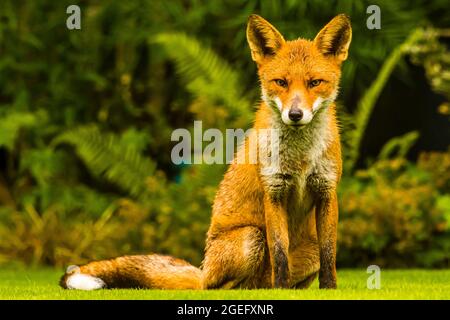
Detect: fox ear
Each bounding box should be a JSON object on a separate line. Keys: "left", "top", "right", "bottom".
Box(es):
{"left": 314, "top": 14, "right": 352, "bottom": 62}
{"left": 247, "top": 14, "right": 285, "bottom": 64}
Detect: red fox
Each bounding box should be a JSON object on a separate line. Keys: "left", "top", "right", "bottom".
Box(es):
{"left": 60, "top": 14, "right": 351, "bottom": 290}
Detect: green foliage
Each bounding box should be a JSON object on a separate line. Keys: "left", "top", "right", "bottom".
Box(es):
{"left": 338, "top": 150, "right": 450, "bottom": 268}
{"left": 53, "top": 125, "right": 156, "bottom": 200}
{"left": 153, "top": 33, "right": 253, "bottom": 129}
{"left": 408, "top": 28, "right": 450, "bottom": 119}
{"left": 0, "top": 111, "right": 47, "bottom": 151}
{"left": 0, "top": 202, "right": 135, "bottom": 267}
{"left": 409, "top": 28, "right": 450, "bottom": 101}
{"left": 0, "top": 0, "right": 449, "bottom": 269}
{"left": 378, "top": 131, "right": 420, "bottom": 160}
{"left": 344, "top": 30, "right": 422, "bottom": 171}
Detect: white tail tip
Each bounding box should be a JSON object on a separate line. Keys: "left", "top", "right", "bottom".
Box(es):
{"left": 65, "top": 273, "right": 106, "bottom": 290}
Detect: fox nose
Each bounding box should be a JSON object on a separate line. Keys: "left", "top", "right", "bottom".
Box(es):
{"left": 288, "top": 108, "right": 303, "bottom": 122}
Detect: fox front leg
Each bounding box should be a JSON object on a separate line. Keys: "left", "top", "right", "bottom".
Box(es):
{"left": 263, "top": 192, "right": 290, "bottom": 288}
{"left": 315, "top": 191, "right": 339, "bottom": 289}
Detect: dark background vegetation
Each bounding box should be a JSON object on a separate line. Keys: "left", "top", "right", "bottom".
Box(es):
{"left": 0, "top": 0, "right": 449, "bottom": 269}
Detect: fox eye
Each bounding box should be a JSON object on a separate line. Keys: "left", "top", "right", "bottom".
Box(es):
{"left": 309, "top": 79, "right": 323, "bottom": 88}
{"left": 274, "top": 79, "right": 288, "bottom": 88}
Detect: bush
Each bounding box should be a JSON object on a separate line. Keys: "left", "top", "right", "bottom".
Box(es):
{"left": 338, "top": 149, "right": 450, "bottom": 268}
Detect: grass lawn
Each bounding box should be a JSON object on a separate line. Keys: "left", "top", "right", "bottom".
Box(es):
{"left": 0, "top": 268, "right": 449, "bottom": 300}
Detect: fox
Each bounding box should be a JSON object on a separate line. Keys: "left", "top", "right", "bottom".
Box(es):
{"left": 60, "top": 14, "right": 351, "bottom": 290}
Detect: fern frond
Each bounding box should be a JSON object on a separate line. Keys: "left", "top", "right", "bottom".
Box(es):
{"left": 52, "top": 125, "right": 155, "bottom": 199}
{"left": 152, "top": 32, "right": 253, "bottom": 128}
{"left": 345, "top": 29, "right": 422, "bottom": 171}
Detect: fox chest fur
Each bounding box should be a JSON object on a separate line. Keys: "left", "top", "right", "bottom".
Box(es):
{"left": 258, "top": 106, "right": 338, "bottom": 219}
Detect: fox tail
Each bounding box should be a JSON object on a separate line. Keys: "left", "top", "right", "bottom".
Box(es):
{"left": 59, "top": 254, "right": 202, "bottom": 290}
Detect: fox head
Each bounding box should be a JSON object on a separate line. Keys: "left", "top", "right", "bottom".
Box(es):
{"left": 247, "top": 14, "right": 351, "bottom": 127}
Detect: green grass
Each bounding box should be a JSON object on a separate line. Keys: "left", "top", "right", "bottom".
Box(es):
{"left": 0, "top": 268, "right": 449, "bottom": 300}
